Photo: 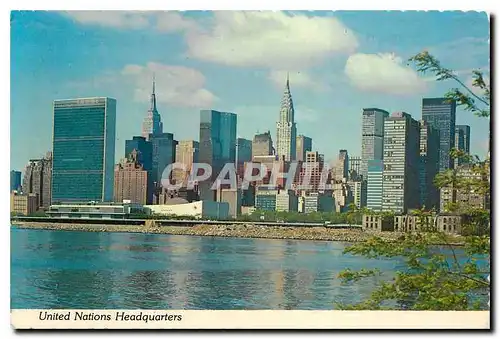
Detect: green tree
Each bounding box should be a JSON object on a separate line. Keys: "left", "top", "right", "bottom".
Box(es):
{"left": 337, "top": 51, "right": 490, "bottom": 310}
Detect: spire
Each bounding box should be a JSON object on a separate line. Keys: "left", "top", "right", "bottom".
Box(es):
{"left": 150, "top": 74, "right": 157, "bottom": 112}
{"left": 286, "top": 71, "right": 289, "bottom": 87}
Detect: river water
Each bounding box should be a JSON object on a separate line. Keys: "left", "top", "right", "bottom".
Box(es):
{"left": 11, "top": 227, "right": 407, "bottom": 309}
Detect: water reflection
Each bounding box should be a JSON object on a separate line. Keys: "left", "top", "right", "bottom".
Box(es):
{"left": 12, "top": 228, "right": 404, "bottom": 310}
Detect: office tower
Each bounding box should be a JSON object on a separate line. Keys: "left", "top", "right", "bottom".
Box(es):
{"left": 199, "top": 110, "right": 237, "bottom": 200}
{"left": 367, "top": 159, "right": 383, "bottom": 211}
{"left": 361, "top": 108, "right": 389, "bottom": 179}
{"left": 52, "top": 98, "right": 116, "bottom": 203}
{"left": 125, "top": 136, "right": 153, "bottom": 203}
{"left": 296, "top": 135, "right": 312, "bottom": 162}
{"left": 332, "top": 179, "right": 353, "bottom": 213}
{"left": 275, "top": 190, "right": 298, "bottom": 212}
{"left": 173, "top": 140, "right": 199, "bottom": 184}
{"left": 276, "top": 74, "right": 297, "bottom": 161}
{"left": 125, "top": 136, "right": 153, "bottom": 171}
{"left": 299, "top": 151, "right": 325, "bottom": 193}
{"left": 440, "top": 164, "right": 489, "bottom": 212}
{"left": 236, "top": 138, "right": 252, "bottom": 164}
{"left": 422, "top": 98, "right": 456, "bottom": 172}
{"left": 333, "top": 149, "right": 349, "bottom": 181}
{"left": 299, "top": 192, "right": 334, "bottom": 213}
{"left": 199, "top": 109, "right": 237, "bottom": 174}
{"left": 348, "top": 180, "right": 367, "bottom": 209}
{"left": 455, "top": 125, "right": 471, "bottom": 167}
{"left": 10, "top": 170, "right": 21, "bottom": 192}
{"left": 252, "top": 131, "right": 273, "bottom": 159}
{"left": 149, "top": 132, "right": 177, "bottom": 187}
{"left": 22, "top": 152, "right": 52, "bottom": 209}
{"left": 255, "top": 186, "right": 279, "bottom": 211}
{"left": 141, "top": 78, "right": 163, "bottom": 140}
{"left": 10, "top": 192, "right": 38, "bottom": 215}
{"left": 348, "top": 156, "right": 362, "bottom": 180}
{"left": 382, "top": 112, "right": 420, "bottom": 213}
{"left": 217, "top": 188, "right": 242, "bottom": 218}
{"left": 114, "top": 150, "right": 148, "bottom": 204}
{"left": 419, "top": 120, "right": 440, "bottom": 210}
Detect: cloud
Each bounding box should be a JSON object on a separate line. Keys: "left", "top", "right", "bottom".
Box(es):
{"left": 344, "top": 53, "right": 427, "bottom": 96}
{"left": 185, "top": 11, "right": 358, "bottom": 69}
{"left": 268, "top": 70, "right": 328, "bottom": 91}
{"left": 63, "top": 11, "right": 151, "bottom": 29}
{"left": 121, "top": 62, "right": 217, "bottom": 108}
{"left": 155, "top": 11, "right": 198, "bottom": 32}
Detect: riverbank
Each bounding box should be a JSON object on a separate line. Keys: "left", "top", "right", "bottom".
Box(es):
{"left": 11, "top": 221, "right": 465, "bottom": 244}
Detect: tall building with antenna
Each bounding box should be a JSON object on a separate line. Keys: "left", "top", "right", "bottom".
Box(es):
{"left": 276, "top": 73, "right": 297, "bottom": 161}
{"left": 142, "top": 76, "right": 163, "bottom": 140}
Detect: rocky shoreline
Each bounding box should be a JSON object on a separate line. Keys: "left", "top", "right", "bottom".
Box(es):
{"left": 10, "top": 221, "right": 466, "bottom": 244}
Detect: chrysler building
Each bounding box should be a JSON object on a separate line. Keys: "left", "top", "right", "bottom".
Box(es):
{"left": 276, "top": 73, "right": 297, "bottom": 161}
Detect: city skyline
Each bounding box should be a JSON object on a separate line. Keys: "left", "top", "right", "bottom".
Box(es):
{"left": 11, "top": 11, "right": 490, "bottom": 172}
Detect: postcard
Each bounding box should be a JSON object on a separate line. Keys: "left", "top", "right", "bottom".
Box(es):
{"left": 10, "top": 9, "right": 490, "bottom": 330}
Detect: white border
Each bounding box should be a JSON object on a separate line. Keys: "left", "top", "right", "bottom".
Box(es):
{"left": 4, "top": 1, "right": 497, "bottom": 338}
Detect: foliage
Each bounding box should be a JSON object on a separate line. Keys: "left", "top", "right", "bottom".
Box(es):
{"left": 337, "top": 52, "right": 490, "bottom": 310}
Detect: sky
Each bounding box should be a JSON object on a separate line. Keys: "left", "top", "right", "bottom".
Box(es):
{"left": 10, "top": 10, "right": 490, "bottom": 172}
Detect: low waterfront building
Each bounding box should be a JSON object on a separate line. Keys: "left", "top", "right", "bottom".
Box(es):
{"left": 144, "top": 199, "right": 229, "bottom": 219}
{"left": 393, "top": 214, "right": 434, "bottom": 232}
{"left": 363, "top": 213, "right": 463, "bottom": 235}
{"left": 47, "top": 202, "right": 143, "bottom": 219}
{"left": 11, "top": 192, "right": 39, "bottom": 215}
{"left": 362, "top": 214, "right": 394, "bottom": 232}
{"left": 436, "top": 214, "right": 462, "bottom": 234}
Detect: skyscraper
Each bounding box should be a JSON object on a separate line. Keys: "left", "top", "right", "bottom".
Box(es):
{"left": 296, "top": 135, "right": 312, "bottom": 162}
{"left": 361, "top": 108, "right": 389, "bottom": 179}
{"left": 10, "top": 170, "right": 21, "bottom": 192}
{"left": 149, "top": 133, "right": 177, "bottom": 187}
{"left": 125, "top": 136, "right": 153, "bottom": 171}
{"left": 419, "top": 120, "right": 440, "bottom": 210}
{"left": 333, "top": 149, "right": 349, "bottom": 181}
{"left": 276, "top": 74, "right": 297, "bottom": 161}
{"left": 298, "top": 151, "right": 325, "bottom": 193}
{"left": 236, "top": 138, "right": 252, "bottom": 164}
{"left": 348, "top": 156, "right": 362, "bottom": 180}
{"left": 252, "top": 131, "right": 273, "bottom": 159}
{"left": 367, "top": 159, "right": 383, "bottom": 212}
{"left": 455, "top": 125, "right": 471, "bottom": 167}
{"left": 22, "top": 152, "right": 52, "bottom": 208}
{"left": 114, "top": 149, "right": 148, "bottom": 204}
{"left": 422, "top": 98, "right": 456, "bottom": 172}
{"left": 382, "top": 112, "right": 420, "bottom": 213}
{"left": 52, "top": 97, "right": 116, "bottom": 203}
{"left": 173, "top": 140, "right": 199, "bottom": 184}
{"left": 199, "top": 110, "right": 237, "bottom": 199}
{"left": 142, "top": 78, "right": 163, "bottom": 140}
